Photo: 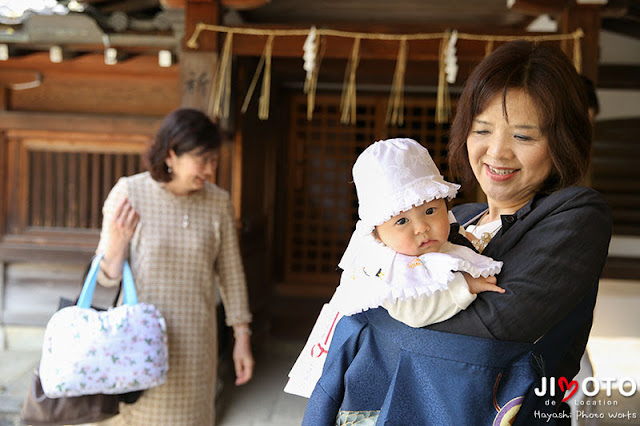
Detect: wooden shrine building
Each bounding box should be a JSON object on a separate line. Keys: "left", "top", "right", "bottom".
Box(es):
{"left": 0, "top": 0, "right": 638, "bottom": 345}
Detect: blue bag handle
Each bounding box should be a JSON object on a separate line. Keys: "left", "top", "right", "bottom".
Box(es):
{"left": 77, "top": 254, "right": 138, "bottom": 308}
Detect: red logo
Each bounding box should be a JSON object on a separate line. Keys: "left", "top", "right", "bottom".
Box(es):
{"left": 559, "top": 377, "right": 578, "bottom": 402}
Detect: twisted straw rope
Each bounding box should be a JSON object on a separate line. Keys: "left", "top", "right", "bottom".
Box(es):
{"left": 187, "top": 23, "right": 583, "bottom": 47}
{"left": 190, "top": 24, "right": 584, "bottom": 123}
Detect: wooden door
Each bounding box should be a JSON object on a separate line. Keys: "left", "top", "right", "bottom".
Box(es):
{"left": 278, "top": 93, "right": 467, "bottom": 297}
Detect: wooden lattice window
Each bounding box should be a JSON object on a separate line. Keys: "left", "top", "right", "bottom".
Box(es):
{"left": 2, "top": 130, "right": 148, "bottom": 249}
{"left": 281, "top": 93, "right": 465, "bottom": 297}
{"left": 27, "top": 150, "right": 144, "bottom": 229}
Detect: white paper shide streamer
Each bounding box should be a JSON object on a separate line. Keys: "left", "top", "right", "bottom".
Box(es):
{"left": 445, "top": 30, "right": 458, "bottom": 84}
{"left": 303, "top": 26, "right": 317, "bottom": 89}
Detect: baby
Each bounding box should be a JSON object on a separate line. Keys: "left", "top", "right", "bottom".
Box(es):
{"left": 285, "top": 138, "right": 504, "bottom": 398}
{"left": 333, "top": 137, "right": 504, "bottom": 327}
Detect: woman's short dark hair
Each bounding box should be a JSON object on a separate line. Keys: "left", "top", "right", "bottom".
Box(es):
{"left": 448, "top": 41, "right": 591, "bottom": 193}
{"left": 146, "top": 108, "right": 221, "bottom": 182}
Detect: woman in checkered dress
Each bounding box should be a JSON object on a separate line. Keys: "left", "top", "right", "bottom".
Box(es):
{"left": 96, "top": 108, "right": 253, "bottom": 425}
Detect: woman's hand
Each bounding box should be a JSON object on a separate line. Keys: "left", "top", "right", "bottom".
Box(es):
{"left": 102, "top": 197, "right": 139, "bottom": 279}
{"left": 232, "top": 325, "right": 254, "bottom": 386}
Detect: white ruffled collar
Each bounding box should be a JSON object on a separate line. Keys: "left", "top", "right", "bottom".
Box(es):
{"left": 330, "top": 231, "right": 502, "bottom": 316}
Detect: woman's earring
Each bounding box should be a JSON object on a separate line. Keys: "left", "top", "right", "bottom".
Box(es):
{"left": 167, "top": 166, "right": 172, "bottom": 174}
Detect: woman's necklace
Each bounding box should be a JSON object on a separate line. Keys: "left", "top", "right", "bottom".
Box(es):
{"left": 160, "top": 182, "right": 191, "bottom": 228}
{"left": 470, "top": 211, "right": 502, "bottom": 254}
{"left": 472, "top": 229, "right": 499, "bottom": 253}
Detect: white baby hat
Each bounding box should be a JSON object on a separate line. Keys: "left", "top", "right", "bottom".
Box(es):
{"left": 352, "top": 138, "right": 459, "bottom": 235}
{"left": 339, "top": 138, "right": 460, "bottom": 270}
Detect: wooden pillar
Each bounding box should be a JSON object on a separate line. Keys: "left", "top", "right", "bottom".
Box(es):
{"left": 559, "top": 2, "right": 603, "bottom": 188}
{"left": 180, "top": 0, "right": 243, "bottom": 221}
{"left": 180, "top": 0, "right": 220, "bottom": 110}
{"left": 0, "top": 86, "right": 8, "bottom": 111}
{"left": 559, "top": 2, "right": 602, "bottom": 83}
{"left": 509, "top": 0, "right": 602, "bottom": 82}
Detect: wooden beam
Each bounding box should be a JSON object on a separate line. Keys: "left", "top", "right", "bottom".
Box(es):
{"left": 602, "top": 256, "right": 640, "bottom": 280}
{"left": 0, "top": 70, "right": 42, "bottom": 88}
{"left": 601, "top": 17, "right": 640, "bottom": 39}
{"left": 185, "top": 0, "right": 220, "bottom": 51}
{"left": 601, "top": 0, "right": 640, "bottom": 39}
{"left": 598, "top": 64, "right": 640, "bottom": 89}
{"left": 559, "top": 2, "right": 602, "bottom": 82}
{"left": 231, "top": 34, "right": 442, "bottom": 60}
{"left": 0, "top": 52, "right": 178, "bottom": 78}
{"left": 0, "top": 86, "right": 7, "bottom": 111}
{"left": 96, "top": 0, "right": 160, "bottom": 14}
{"left": 229, "top": 33, "right": 510, "bottom": 62}
{"left": 221, "top": 0, "right": 269, "bottom": 10}
{"left": 508, "top": 0, "right": 570, "bottom": 16}
{"left": 0, "top": 243, "right": 95, "bottom": 264}
{"left": 0, "top": 111, "right": 161, "bottom": 134}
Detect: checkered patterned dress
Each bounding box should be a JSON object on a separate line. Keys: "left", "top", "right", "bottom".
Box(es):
{"left": 96, "top": 172, "right": 252, "bottom": 425}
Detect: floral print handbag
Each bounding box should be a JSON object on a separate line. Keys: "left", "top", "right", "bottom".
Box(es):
{"left": 39, "top": 255, "right": 169, "bottom": 398}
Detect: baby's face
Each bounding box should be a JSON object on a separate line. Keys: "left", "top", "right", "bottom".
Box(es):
{"left": 375, "top": 198, "right": 450, "bottom": 256}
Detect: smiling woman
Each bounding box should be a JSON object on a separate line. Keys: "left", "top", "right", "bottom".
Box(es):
{"left": 434, "top": 40, "right": 613, "bottom": 422}
{"left": 448, "top": 41, "right": 593, "bottom": 200}
{"left": 466, "top": 89, "right": 554, "bottom": 217}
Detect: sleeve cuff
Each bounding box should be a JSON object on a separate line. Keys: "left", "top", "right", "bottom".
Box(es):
{"left": 448, "top": 272, "right": 477, "bottom": 309}
{"left": 226, "top": 314, "right": 253, "bottom": 327}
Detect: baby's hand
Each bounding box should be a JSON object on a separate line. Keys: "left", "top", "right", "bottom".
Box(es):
{"left": 462, "top": 273, "right": 505, "bottom": 295}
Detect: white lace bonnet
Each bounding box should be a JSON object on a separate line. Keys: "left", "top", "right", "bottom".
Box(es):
{"left": 338, "top": 138, "right": 460, "bottom": 269}
{"left": 352, "top": 138, "right": 460, "bottom": 235}
{"left": 338, "top": 138, "right": 460, "bottom": 270}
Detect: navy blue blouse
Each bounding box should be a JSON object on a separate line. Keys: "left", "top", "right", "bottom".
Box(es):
{"left": 431, "top": 186, "right": 612, "bottom": 380}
